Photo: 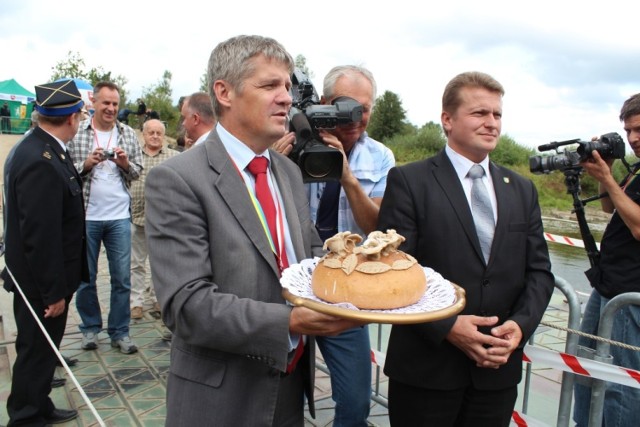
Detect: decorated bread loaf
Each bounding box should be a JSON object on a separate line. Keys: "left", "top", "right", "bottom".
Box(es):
{"left": 312, "top": 230, "right": 427, "bottom": 309}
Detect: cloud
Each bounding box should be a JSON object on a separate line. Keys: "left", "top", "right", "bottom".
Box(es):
{"left": 1, "top": 0, "right": 638, "bottom": 149}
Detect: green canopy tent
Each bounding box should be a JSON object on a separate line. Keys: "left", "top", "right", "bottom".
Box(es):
{"left": 0, "top": 79, "right": 36, "bottom": 134}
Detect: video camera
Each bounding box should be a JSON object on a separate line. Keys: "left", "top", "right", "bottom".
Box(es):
{"left": 288, "top": 68, "right": 363, "bottom": 182}
{"left": 529, "top": 132, "right": 625, "bottom": 174}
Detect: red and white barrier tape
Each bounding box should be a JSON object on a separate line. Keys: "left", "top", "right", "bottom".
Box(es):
{"left": 373, "top": 345, "right": 640, "bottom": 389}
{"left": 523, "top": 345, "right": 640, "bottom": 389}
{"left": 511, "top": 410, "right": 549, "bottom": 427}
{"left": 543, "top": 232, "right": 600, "bottom": 250}
{"left": 369, "top": 349, "right": 550, "bottom": 426}
{"left": 371, "top": 344, "right": 640, "bottom": 426}
{"left": 370, "top": 348, "right": 386, "bottom": 368}
{"left": 371, "top": 345, "right": 640, "bottom": 388}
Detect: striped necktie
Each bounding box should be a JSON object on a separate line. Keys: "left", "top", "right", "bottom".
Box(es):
{"left": 468, "top": 164, "right": 495, "bottom": 263}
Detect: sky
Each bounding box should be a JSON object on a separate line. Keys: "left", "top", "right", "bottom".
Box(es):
{"left": 1, "top": 0, "right": 639, "bottom": 150}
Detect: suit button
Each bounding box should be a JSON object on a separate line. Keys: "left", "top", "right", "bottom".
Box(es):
{"left": 482, "top": 279, "right": 489, "bottom": 287}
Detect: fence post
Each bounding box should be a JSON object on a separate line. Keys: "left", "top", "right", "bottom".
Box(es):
{"left": 554, "top": 276, "right": 582, "bottom": 427}
{"left": 588, "top": 292, "right": 640, "bottom": 427}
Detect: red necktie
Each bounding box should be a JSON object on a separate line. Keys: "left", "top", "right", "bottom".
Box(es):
{"left": 248, "top": 157, "right": 300, "bottom": 373}
{"left": 247, "top": 157, "right": 289, "bottom": 271}
{"left": 286, "top": 336, "right": 304, "bottom": 374}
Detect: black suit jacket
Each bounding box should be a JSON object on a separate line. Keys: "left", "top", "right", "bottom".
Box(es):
{"left": 378, "top": 149, "right": 554, "bottom": 390}
{"left": 2, "top": 126, "right": 88, "bottom": 302}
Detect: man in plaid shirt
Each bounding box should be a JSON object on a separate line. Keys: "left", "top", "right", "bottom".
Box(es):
{"left": 129, "top": 119, "right": 178, "bottom": 321}
{"left": 67, "top": 81, "right": 143, "bottom": 355}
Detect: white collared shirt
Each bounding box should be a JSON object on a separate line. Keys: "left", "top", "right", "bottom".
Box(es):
{"left": 216, "top": 123, "right": 298, "bottom": 266}
{"left": 194, "top": 130, "right": 211, "bottom": 146}
{"left": 217, "top": 123, "right": 302, "bottom": 352}
{"left": 39, "top": 128, "right": 68, "bottom": 152}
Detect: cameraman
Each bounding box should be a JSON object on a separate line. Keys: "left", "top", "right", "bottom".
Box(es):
{"left": 275, "top": 65, "right": 395, "bottom": 426}
{"left": 574, "top": 93, "right": 640, "bottom": 427}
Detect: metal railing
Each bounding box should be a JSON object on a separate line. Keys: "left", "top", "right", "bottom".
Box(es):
{"left": 524, "top": 276, "right": 582, "bottom": 427}
{"left": 359, "top": 277, "right": 584, "bottom": 422}
{"left": 0, "top": 117, "right": 31, "bottom": 135}
{"left": 315, "top": 276, "right": 639, "bottom": 427}
{"left": 586, "top": 292, "right": 640, "bottom": 427}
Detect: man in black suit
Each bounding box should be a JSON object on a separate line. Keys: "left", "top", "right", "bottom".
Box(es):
{"left": 377, "top": 71, "right": 554, "bottom": 426}
{"left": 2, "top": 80, "right": 89, "bottom": 426}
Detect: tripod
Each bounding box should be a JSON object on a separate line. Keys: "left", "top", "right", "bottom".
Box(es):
{"left": 563, "top": 167, "right": 601, "bottom": 267}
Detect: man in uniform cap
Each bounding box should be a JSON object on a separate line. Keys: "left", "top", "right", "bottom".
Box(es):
{"left": 2, "top": 79, "right": 89, "bottom": 426}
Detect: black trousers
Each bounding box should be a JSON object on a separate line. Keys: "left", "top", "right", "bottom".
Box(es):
{"left": 388, "top": 378, "right": 518, "bottom": 427}
{"left": 7, "top": 293, "right": 70, "bottom": 426}
{"left": 1, "top": 117, "right": 11, "bottom": 133}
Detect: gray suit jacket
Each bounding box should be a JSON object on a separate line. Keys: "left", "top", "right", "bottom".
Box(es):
{"left": 145, "top": 130, "right": 323, "bottom": 426}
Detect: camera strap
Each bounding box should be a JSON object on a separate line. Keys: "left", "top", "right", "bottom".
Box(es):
{"left": 621, "top": 162, "right": 640, "bottom": 191}
{"left": 583, "top": 162, "right": 640, "bottom": 204}
{"left": 91, "top": 117, "right": 115, "bottom": 152}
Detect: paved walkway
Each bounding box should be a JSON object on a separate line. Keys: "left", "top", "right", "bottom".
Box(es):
{"left": 0, "top": 133, "right": 583, "bottom": 426}
{"left": 0, "top": 250, "right": 391, "bottom": 426}
{"left": 0, "top": 241, "right": 576, "bottom": 426}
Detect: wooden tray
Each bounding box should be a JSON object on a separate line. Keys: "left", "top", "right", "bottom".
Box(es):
{"left": 282, "top": 284, "right": 466, "bottom": 325}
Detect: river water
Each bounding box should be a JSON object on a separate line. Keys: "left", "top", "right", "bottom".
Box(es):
{"left": 542, "top": 215, "right": 607, "bottom": 296}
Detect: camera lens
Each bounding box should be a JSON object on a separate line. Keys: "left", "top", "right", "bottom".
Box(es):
{"left": 302, "top": 151, "right": 339, "bottom": 178}
{"left": 529, "top": 156, "right": 543, "bottom": 174}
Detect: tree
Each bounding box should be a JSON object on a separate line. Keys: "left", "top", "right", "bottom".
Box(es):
{"left": 50, "top": 51, "right": 129, "bottom": 103}
{"left": 384, "top": 121, "right": 446, "bottom": 164}
{"left": 141, "top": 70, "right": 179, "bottom": 135}
{"left": 491, "top": 134, "right": 534, "bottom": 166}
{"left": 368, "top": 90, "right": 407, "bottom": 142}
{"left": 421, "top": 120, "right": 442, "bottom": 134}
{"left": 199, "top": 69, "right": 208, "bottom": 93}
{"left": 294, "top": 54, "right": 314, "bottom": 78}
{"left": 50, "top": 51, "right": 87, "bottom": 81}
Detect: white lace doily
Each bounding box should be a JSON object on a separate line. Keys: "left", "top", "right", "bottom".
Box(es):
{"left": 281, "top": 257, "right": 457, "bottom": 314}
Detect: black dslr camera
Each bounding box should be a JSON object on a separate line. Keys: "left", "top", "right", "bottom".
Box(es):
{"left": 288, "top": 69, "right": 363, "bottom": 182}
{"left": 529, "top": 132, "right": 625, "bottom": 174}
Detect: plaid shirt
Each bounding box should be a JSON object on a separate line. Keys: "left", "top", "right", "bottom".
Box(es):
{"left": 68, "top": 119, "right": 143, "bottom": 211}
{"left": 130, "top": 146, "right": 179, "bottom": 226}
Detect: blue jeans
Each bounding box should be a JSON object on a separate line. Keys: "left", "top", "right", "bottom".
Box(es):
{"left": 316, "top": 326, "right": 371, "bottom": 427}
{"left": 76, "top": 218, "right": 132, "bottom": 341}
{"left": 573, "top": 290, "right": 640, "bottom": 427}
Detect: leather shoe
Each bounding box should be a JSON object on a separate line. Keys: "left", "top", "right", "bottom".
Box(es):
{"left": 56, "top": 355, "right": 78, "bottom": 367}
{"left": 44, "top": 408, "right": 78, "bottom": 424}
{"left": 51, "top": 376, "right": 66, "bottom": 388}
